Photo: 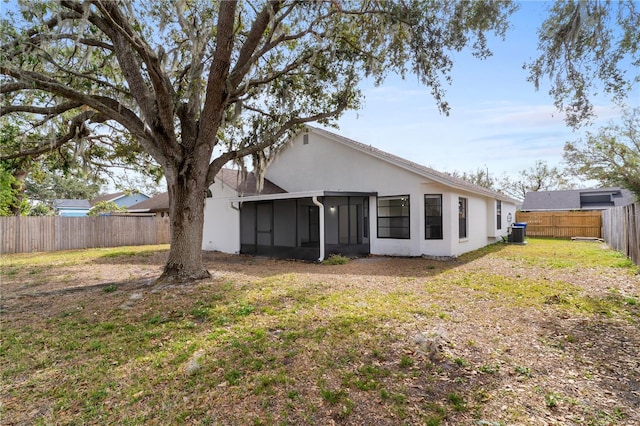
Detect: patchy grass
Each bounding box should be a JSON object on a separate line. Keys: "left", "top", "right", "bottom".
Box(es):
{"left": 0, "top": 244, "right": 168, "bottom": 269}
{"left": 1, "top": 239, "right": 639, "bottom": 425}
{"left": 498, "top": 238, "right": 636, "bottom": 270}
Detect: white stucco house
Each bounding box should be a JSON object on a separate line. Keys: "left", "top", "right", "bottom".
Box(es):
{"left": 203, "top": 126, "right": 518, "bottom": 261}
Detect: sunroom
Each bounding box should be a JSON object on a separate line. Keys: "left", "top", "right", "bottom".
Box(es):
{"left": 234, "top": 191, "right": 375, "bottom": 261}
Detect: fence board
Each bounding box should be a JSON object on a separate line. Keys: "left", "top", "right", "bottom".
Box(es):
{"left": 156, "top": 216, "right": 171, "bottom": 243}
{"left": 515, "top": 211, "right": 602, "bottom": 238}
{"left": 602, "top": 203, "right": 639, "bottom": 267}
{"left": 0, "top": 216, "right": 171, "bottom": 254}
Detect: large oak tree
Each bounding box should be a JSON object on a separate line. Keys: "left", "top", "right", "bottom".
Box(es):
{"left": 3, "top": 1, "right": 634, "bottom": 283}
{"left": 564, "top": 107, "right": 640, "bottom": 199}
{"left": 1, "top": 0, "right": 516, "bottom": 283}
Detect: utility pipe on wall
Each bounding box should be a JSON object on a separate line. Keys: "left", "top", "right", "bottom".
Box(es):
{"left": 312, "top": 195, "right": 325, "bottom": 262}
{"left": 228, "top": 202, "right": 240, "bottom": 253}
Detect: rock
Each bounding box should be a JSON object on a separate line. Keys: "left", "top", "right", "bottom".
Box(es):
{"left": 414, "top": 331, "right": 446, "bottom": 361}
{"left": 184, "top": 350, "right": 205, "bottom": 375}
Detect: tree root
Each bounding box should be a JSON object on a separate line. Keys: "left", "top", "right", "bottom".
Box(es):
{"left": 154, "top": 267, "right": 212, "bottom": 288}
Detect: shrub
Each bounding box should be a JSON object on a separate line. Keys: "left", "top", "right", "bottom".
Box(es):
{"left": 322, "top": 254, "right": 349, "bottom": 265}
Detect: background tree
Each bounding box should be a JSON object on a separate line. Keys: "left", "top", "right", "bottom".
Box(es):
{"left": 448, "top": 166, "right": 496, "bottom": 191}
{"left": 24, "top": 168, "right": 103, "bottom": 206}
{"left": 563, "top": 107, "right": 640, "bottom": 200}
{"left": 0, "top": 165, "right": 27, "bottom": 215}
{"left": 1, "top": 0, "right": 517, "bottom": 284}
{"left": 88, "top": 200, "right": 127, "bottom": 216}
{"left": 527, "top": 1, "right": 639, "bottom": 128}
{"left": 27, "top": 202, "right": 54, "bottom": 216}
{"left": 0, "top": 118, "right": 162, "bottom": 214}
{"left": 499, "top": 160, "right": 573, "bottom": 201}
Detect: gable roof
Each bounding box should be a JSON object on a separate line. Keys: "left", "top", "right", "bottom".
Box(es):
{"left": 521, "top": 187, "right": 635, "bottom": 211}
{"left": 90, "top": 191, "right": 149, "bottom": 206}
{"left": 129, "top": 192, "right": 169, "bottom": 212}
{"left": 303, "top": 126, "right": 518, "bottom": 203}
{"left": 53, "top": 199, "right": 91, "bottom": 209}
{"left": 129, "top": 170, "right": 285, "bottom": 212}
{"left": 217, "top": 168, "right": 286, "bottom": 196}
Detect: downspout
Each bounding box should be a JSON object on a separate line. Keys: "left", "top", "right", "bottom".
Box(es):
{"left": 312, "top": 196, "right": 325, "bottom": 262}
{"left": 230, "top": 202, "right": 240, "bottom": 254}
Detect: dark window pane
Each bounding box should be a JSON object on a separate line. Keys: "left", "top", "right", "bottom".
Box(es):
{"left": 425, "top": 195, "right": 443, "bottom": 240}
{"left": 377, "top": 195, "right": 410, "bottom": 239}
{"left": 458, "top": 198, "right": 467, "bottom": 239}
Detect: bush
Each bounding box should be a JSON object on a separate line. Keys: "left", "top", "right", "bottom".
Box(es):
{"left": 322, "top": 254, "right": 349, "bottom": 265}
{"left": 88, "top": 201, "right": 127, "bottom": 216}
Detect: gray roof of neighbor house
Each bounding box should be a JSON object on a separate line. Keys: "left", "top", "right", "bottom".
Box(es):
{"left": 129, "top": 192, "right": 169, "bottom": 212}
{"left": 128, "top": 170, "right": 285, "bottom": 212}
{"left": 305, "top": 126, "right": 519, "bottom": 204}
{"left": 521, "top": 188, "right": 635, "bottom": 211}
{"left": 53, "top": 199, "right": 91, "bottom": 209}
{"left": 217, "top": 168, "right": 286, "bottom": 196}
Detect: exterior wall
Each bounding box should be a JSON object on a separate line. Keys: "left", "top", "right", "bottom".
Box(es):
{"left": 455, "top": 192, "right": 491, "bottom": 256}
{"left": 202, "top": 182, "right": 240, "bottom": 253}
{"left": 267, "top": 132, "right": 417, "bottom": 194}
{"left": 267, "top": 131, "right": 433, "bottom": 256}
{"left": 439, "top": 190, "right": 516, "bottom": 257}
{"left": 202, "top": 130, "right": 518, "bottom": 258}
{"left": 112, "top": 193, "right": 149, "bottom": 208}
{"left": 266, "top": 130, "right": 516, "bottom": 258}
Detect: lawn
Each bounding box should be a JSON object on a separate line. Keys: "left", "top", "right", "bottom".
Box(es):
{"left": 1, "top": 239, "right": 639, "bottom": 425}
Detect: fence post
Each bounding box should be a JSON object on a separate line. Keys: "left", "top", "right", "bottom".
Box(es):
{"left": 602, "top": 202, "right": 640, "bottom": 268}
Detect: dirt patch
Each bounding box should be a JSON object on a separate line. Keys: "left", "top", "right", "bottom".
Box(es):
{"left": 2, "top": 241, "right": 639, "bottom": 425}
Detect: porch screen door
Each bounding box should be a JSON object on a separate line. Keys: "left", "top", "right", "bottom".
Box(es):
{"left": 256, "top": 203, "right": 273, "bottom": 250}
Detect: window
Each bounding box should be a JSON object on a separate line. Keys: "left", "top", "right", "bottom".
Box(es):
{"left": 496, "top": 200, "right": 502, "bottom": 230}
{"left": 458, "top": 197, "right": 467, "bottom": 239}
{"left": 377, "top": 195, "right": 410, "bottom": 239}
{"left": 424, "top": 195, "right": 443, "bottom": 239}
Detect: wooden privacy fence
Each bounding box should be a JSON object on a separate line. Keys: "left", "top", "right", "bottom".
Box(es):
{"left": 0, "top": 215, "right": 170, "bottom": 254}
{"left": 602, "top": 203, "right": 639, "bottom": 267}
{"left": 515, "top": 211, "right": 602, "bottom": 239}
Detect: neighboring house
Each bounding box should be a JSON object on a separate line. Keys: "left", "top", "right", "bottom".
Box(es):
{"left": 128, "top": 192, "right": 170, "bottom": 217}
{"left": 203, "top": 127, "right": 518, "bottom": 261}
{"left": 90, "top": 191, "right": 150, "bottom": 208}
{"left": 521, "top": 188, "right": 635, "bottom": 211}
{"left": 53, "top": 199, "right": 92, "bottom": 216}
{"left": 52, "top": 191, "right": 151, "bottom": 216}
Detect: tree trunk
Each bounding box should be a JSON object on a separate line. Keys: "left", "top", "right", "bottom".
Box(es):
{"left": 156, "top": 168, "right": 211, "bottom": 285}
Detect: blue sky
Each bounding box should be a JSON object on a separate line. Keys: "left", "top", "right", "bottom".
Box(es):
{"left": 322, "top": 1, "right": 639, "bottom": 182}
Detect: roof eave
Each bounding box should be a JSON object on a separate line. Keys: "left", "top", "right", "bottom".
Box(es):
{"left": 306, "top": 126, "right": 518, "bottom": 204}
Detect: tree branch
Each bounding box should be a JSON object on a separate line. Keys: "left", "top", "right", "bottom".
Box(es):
{"left": 0, "top": 101, "right": 83, "bottom": 117}
{"left": 0, "top": 65, "right": 167, "bottom": 164}
{"left": 230, "top": 50, "right": 317, "bottom": 99}
{"left": 198, "top": 0, "right": 238, "bottom": 147}
{"left": 228, "top": 1, "right": 284, "bottom": 87}
{"left": 228, "top": 4, "right": 339, "bottom": 91}
{"left": 0, "top": 11, "right": 79, "bottom": 52}
{"left": 0, "top": 82, "right": 34, "bottom": 94}
{"left": 0, "top": 110, "right": 102, "bottom": 160}
{"left": 94, "top": 1, "right": 176, "bottom": 141}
